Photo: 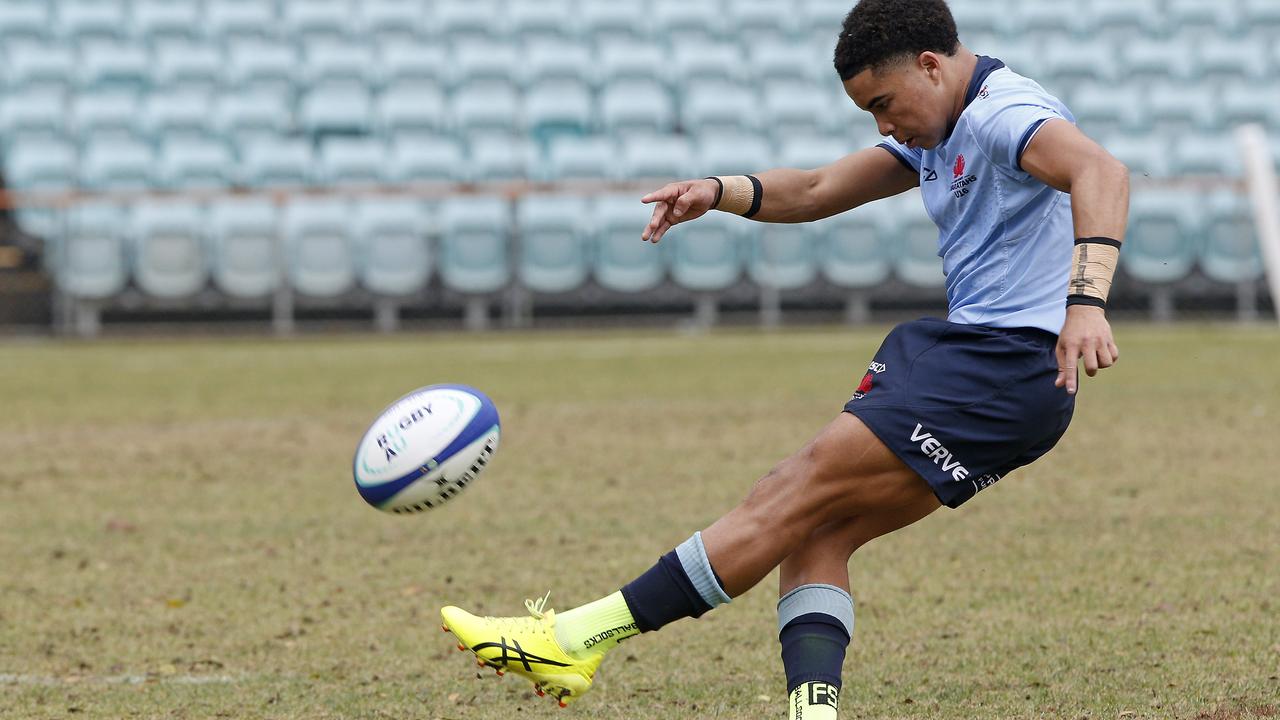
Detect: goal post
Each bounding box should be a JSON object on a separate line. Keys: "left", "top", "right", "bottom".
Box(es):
{"left": 1235, "top": 123, "right": 1280, "bottom": 325}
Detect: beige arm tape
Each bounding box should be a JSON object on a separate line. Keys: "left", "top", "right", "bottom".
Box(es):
{"left": 713, "top": 175, "right": 755, "bottom": 216}
{"left": 1068, "top": 241, "right": 1120, "bottom": 303}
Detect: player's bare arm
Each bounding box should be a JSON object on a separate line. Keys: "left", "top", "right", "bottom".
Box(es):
{"left": 640, "top": 147, "right": 919, "bottom": 244}
{"left": 1021, "top": 120, "right": 1130, "bottom": 395}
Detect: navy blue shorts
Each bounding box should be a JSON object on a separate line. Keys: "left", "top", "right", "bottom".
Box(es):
{"left": 843, "top": 318, "right": 1075, "bottom": 508}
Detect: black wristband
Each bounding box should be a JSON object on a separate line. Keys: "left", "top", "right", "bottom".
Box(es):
{"left": 744, "top": 175, "right": 763, "bottom": 218}
{"left": 705, "top": 177, "right": 724, "bottom": 210}
{"left": 1066, "top": 294, "right": 1107, "bottom": 309}
{"left": 1074, "top": 236, "right": 1122, "bottom": 248}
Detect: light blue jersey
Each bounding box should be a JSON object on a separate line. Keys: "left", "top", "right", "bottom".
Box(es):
{"left": 878, "top": 57, "right": 1075, "bottom": 334}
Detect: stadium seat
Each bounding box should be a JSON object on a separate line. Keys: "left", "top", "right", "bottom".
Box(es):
{"left": 452, "top": 84, "right": 522, "bottom": 139}
{"left": 0, "top": 2, "right": 49, "bottom": 45}
{"left": 239, "top": 139, "right": 315, "bottom": 187}
{"left": 56, "top": 0, "right": 126, "bottom": 44}
{"left": 620, "top": 134, "right": 693, "bottom": 180}
{"left": 1123, "top": 191, "right": 1199, "bottom": 286}
{"left": 672, "top": 44, "right": 745, "bottom": 88}
{"left": 130, "top": 203, "right": 209, "bottom": 299}
{"left": 359, "top": 0, "right": 426, "bottom": 45}
{"left": 1146, "top": 82, "right": 1215, "bottom": 135}
{"left": 378, "top": 42, "right": 450, "bottom": 89}
{"left": 1121, "top": 38, "right": 1194, "bottom": 85}
{"left": 1239, "top": 0, "right": 1280, "bottom": 39}
{"left": 1219, "top": 83, "right": 1280, "bottom": 130}
{"left": 895, "top": 197, "right": 945, "bottom": 288}
{"left": 213, "top": 92, "right": 293, "bottom": 147}
{"left": 592, "top": 195, "right": 666, "bottom": 293}
{"left": 434, "top": 0, "right": 507, "bottom": 44}
{"left": 466, "top": 135, "right": 536, "bottom": 182}
{"left": 298, "top": 84, "right": 374, "bottom": 137}
{"left": 1041, "top": 39, "right": 1117, "bottom": 95}
{"left": 1196, "top": 37, "right": 1268, "bottom": 84}
{"left": 543, "top": 136, "right": 616, "bottom": 181}
{"left": 681, "top": 82, "right": 761, "bottom": 138}
{"left": 78, "top": 42, "right": 150, "bottom": 93}
{"left": 282, "top": 198, "right": 357, "bottom": 297}
{"left": 730, "top": 0, "right": 800, "bottom": 45}
{"left": 205, "top": 0, "right": 278, "bottom": 45}
{"left": 763, "top": 84, "right": 833, "bottom": 139}
{"left": 57, "top": 203, "right": 129, "bottom": 300}
{"left": 438, "top": 197, "right": 512, "bottom": 294}
{"left": 1071, "top": 86, "right": 1145, "bottom": 139}
{"left": 654, "top": 0, "right": 725, "bottom": 47}
{"left": 1083, "top": 0, "right": 1163, "bottom": 42}
{"left": 984, "top": 37, "right": 1042, "bottom": 80}
{"left": 510, "top": 0, "right": 578, "bottom": 45}
{"left": 696, "top": 133, "right": 774, "bottom": 177}
{"left": 598, "top": 43, "right": 668, "bottom": 90}
{"left": 669, "top": 210, "right": 750, "bottom": 293}
{"left": 1201, "top": 192, "right": 1264, "bottom": 285}
{"left": 318, "top": 137, "right": 388, "bottom": 186}
{"left": 819, "top": 204, "right": 895, "bottom": 290}
{"left": 151, "top": 42, "right": 224, "bottom": 93}
{"left": 516, "top": 195, "right": 592, "bottom": 294}
{"left": 225, "top": 42, "right": 299, "bottom": 97}
{"left": 1102, "top": 134, "right": 1171, "bottom": 179}
{"left": 579, "top": 3, "right": 646, "bottom": 46}
{"left": 208, "top": 199, "right": 280, "bottom": 298}
{"left": 386, "top": 136, "right": 466, "bottom": 183}
{"left": 1015, "top": 3, "right": 1083, "bottom": 43}
{"left": 525, "top": 83, "right": 594, "bottom": 144}
{"left": 748, "top": 43, "right": 819, "bottom": 87}
{"left": 1169, "top": 133, "right": 1241, "bottom": 177}
{"left": 778, "top": 136, "right": 852, "bottom": 170}
{"left": 749, "top": 224, "right": 818, "bottom": 291}
{"left": 376, "top": 84, "right": 448, "bottom": 140}
{"left": 0, "top": 91, "right": 68, "bottom": 142}
{"left": 80, "top": 137, "right": 155, "bottom": 190}
{"left": 4, "top": 42, "right": 76, "bottom": 93}
{"left": 4, "top": 138, "right": 77, "bottom": 191}
{"left": 281, "top": 0, "right": 352, "bottom": 46}
{"left": 72, "top": 91, "right": 142, "bottom": 141}
{"left": 1165, "top": 0, "right": 1239, "bottom": 39}
{"left": 303, "top": 41, "right": 378, "bottom": 89}
{"left": 950, "top": 1, "right": 1011, "bottom": 41}
{"left": 525, "top": 43, "right": 596, "bottom": 90}
{"left": 355, "top": 199, "right": 431, "bottom": 297}
{"left": 157, "top": 136, "right": 236, "bottom": 189}
{"left": 131, "top": 0, "right": 201, "bottom": 44}
{"left": 799, "top": 0, "right": 851, "bottom": 44}
{"left": 142, "top": 92, "right": 214, "bottom": 141}
{"left": 452, "top": 41, "right": 523, "bottom": 90}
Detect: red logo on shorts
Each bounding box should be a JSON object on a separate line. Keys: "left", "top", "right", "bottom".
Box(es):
{"left": 857, "top": 372, "right": 874, "bottom": 395}
{"left": 953, "top": 154, "right": 966, "bottom": 178}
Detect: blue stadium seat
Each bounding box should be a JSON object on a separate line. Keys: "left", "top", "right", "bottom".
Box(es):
{"left": 0, "top": 1, "right": 49, "bottom": 45}
{"left": 1041, "top": 39, "right": 1117, "bottom": 95}
{"left": 1166, "top": 0, "right": 1239, "bottom": 39}
{"left": 359, "top": 0, "right": 426, "bottom": 45}
{"left": 57, "top": 0, "right": 126, "bottom": 44}
{"left": 526, "top": 43, "right": 596, "bottom": 89}
{"left": 299, "top": 84, "right": 373, "bottom": 137}
{"left": 4, "top": 138, "right": 77, "bottom": 191}
{"left": 620, "top": 134, "right": 692, "bottom": 180}
{"left": 950, "top": 1, "right": 1011, "bottom": 41}
{"left": 1196, "top": 37, "right": 1268, "bottom": 84}
{"left": 435, "top": 0, "right": 507, "bottom": 44}
{"left": 0, "top": 90, "right": 68, "bottom": 142}
{"left": 1219, "top": 84, "right": 1280, "bottom": 130}
{"left": 668, "top": 211, "right": 750, "bottom": 293}
{"left": 80, "top": 136, "right": 155, "bottom": 190}
{"left": 598, "top": 42, "right": 667, "bottom": 89}
{"left": 819, "top": 204, "right": 895, "bottom": 290}
{"left": 730, "top": 0, "right": 800, "bottom": 45}
{"left": 516, "top": 195, "right": 592, "bottom": 294}
{"left": 1123, "top": 191, "right": 1199, "bottom": 285}
{"left": 5, "top": 42, "right": 76, "bottom": 93}
{"left": 378, "top": 42, "right": 449, "bottom": 89}
{"left": 1102, "top": 134, "right": 1171, "bottom": 179}
{"left": 130, "top": 203, "right": 209, "bottom": 299}
{"left": 318, "top": 137, "right": 388, "bottom": 185}
{"left": 984, "top": 37, "right": 1041, "bottom": 80}
{"left": 697, "top": 133, "right": 774, "bottom": 177}
{"left": 525, "top": 83, "right": 594, "bottom": 144}
{"left": 1146, "top": 82, "right": 1215, "bottom": 135}
{"left": 466, "top": 135, "right": 536, "bottom": 182}
{"left": 579, "top": 3, "right": 646, "bottom": 46}
{"left": 749, "top": 224, "right": 817, "bottom": 291}
{"left": 386, "top": 136, "right": 466, "bottom": 182}
{"left": 213, "top": 92, "right": 293, "bottom": 147}
{"left": 151, "top": 42, "right": 224, "bottom": 93}
{"left": 438, "top": 196, "right": 512, "bottom": 294}
{"left": 895, "top": 194, "right": 945, "bottom": 288}
{"left": 452, "top": 83, "right": 522, "bottom": 138}
{"left": 451, "top": 40, "right": 523, "bottom": 90}
{"left": 681, "top": 82, "right": 761, "bottom": 138}
{"left": 1121, "top": 38, "right": 1193, "bottom": 85}
{"left": 355, "top": 199, "right": 431, "bottom": 297}
{"left": 1071, "top": 86, "right": 1145, "bottom": 139}
{"left": 543, "top": 136, "right": 616, "bottom": 181}
{"left": 592, "top": 195, "right": 666, "bottom": 293}
{"left": 142, "top": 92, "right": 214, "bottom": 141}
{"left": 72, "top": 91, "right": 143, "bottom": 141}
{"left": 654, "top": 0, "right": 725, "bottom": 47}
{"left": 510, "top": 0, "right": 578, "bottom": 45}
{"left": 1014, "top": 3, "right": 1083, "bottom": 43}
{"left": 158, "top": 136, "right": 236, "bottom": 189}
{"left": 376, "top": 84, "right": 448, "bottom": 140}
{"left": 205, "top": 0, "right": 278, "bottom": 45}
{"left": 672, "top": 44, "right": 744, "bottom": 88}
{"left": 240, "top": 139, "right": 315, "bottom": 187}
{"left": 764, "top": 84, "right": 833, "bottom": 139}
{"left": 1083, "top": 0, "right": 1163, "bottom": 42}
{"left": 131, "top": 0, "right": 201, "bottom": 44}
{"left": 303, "top": 41, "right": 377, "bottom": 89}
{"left": 779, "top": 136, "right": 852, "bottom": 170}
{"left": 1169, "top": 133, "right": 1241, "bottom": 177}
{"left": 78, "top": 42, "right": 150, "bottom": 93}
{"left": 748, "top": 42, "right": 818, "bottom": 87}
{"left": 282, "top": 198, "right": 357, "bottom": 297}
{"left": 281, "top": 0, "right": 352, "bottom": 46}
{"left": 57, "top": 204, "right": 129, "bottom": 300}
{"left": 225, "top": 42, "right": 299, "bottom": 97}
{"left": 1240, "top": 0, "right": 1280, "bottom": 39}
{"left": 1201, "top": 192, "right": 1264, "bottom": 285}
{"left": 209, "top": 199, "right": 280, "bottom": 298}
{"left": 801, "top": 0, "right": 853, "bottom": 43}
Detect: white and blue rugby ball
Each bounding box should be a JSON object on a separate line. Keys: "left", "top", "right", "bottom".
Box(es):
{"left": 352, "top": 384, "right": 500, "bottom": 514}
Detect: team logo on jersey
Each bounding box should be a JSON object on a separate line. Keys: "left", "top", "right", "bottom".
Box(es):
{"left": 950, "top": 154, "right": 978, "bottom": 199}
{"left": 953, "top": 154, "right": 966, "bottom": 178}
{"left": 977, "top": 84, "right": 991, "bottom": 100}
{"left": 851, "top": 361, "right": 886, "bottom": 401}
{"left": 922, "top": 167, "right": 939, "bottom": 182}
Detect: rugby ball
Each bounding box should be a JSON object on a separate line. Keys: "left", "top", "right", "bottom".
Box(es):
{"left": 352, "top": 384, "right": 500, "bottom": 514}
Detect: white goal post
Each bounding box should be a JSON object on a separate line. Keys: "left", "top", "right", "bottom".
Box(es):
{"left": 1236, "top": 123, "right": 1280, "bottom": 326}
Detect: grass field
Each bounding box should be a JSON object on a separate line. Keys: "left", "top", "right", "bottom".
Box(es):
{"left": 1, "top": 325, "right": 1277, "bottom": 720}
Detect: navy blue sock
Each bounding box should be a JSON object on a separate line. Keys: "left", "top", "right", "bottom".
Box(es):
{"left": 620, "top": 551, "right": 715, "bottom": 632}
{"left": 779, "top": 612, "right": 851, "bottom": 691}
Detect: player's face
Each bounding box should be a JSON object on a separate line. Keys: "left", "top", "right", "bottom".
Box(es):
{"left": 844, "top": 53, "right": 950, "bottom": 150}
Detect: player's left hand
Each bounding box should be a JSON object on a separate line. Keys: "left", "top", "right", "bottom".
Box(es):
{"left": 1055, "top": 305, "right": 1119, "bottom": 395}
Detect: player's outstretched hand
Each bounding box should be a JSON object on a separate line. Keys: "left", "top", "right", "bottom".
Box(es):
{"left": 1055, "top": 305, "right": 1119, "bottom": 395}
{"left": 640, "top": 179, "right": 719, "bottom": 243}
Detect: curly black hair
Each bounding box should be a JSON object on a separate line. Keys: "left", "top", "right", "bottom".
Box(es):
{"left": 832, "top": 0, "right": 960, "bottom": 81}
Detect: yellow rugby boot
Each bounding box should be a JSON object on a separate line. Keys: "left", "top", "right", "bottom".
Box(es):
{"left": 441, "top": 593, "right": 605, "bottom": 708}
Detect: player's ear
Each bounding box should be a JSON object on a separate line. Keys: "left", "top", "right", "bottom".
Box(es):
{"left": 917, "top": 51, "right": 943, "bottom": 84}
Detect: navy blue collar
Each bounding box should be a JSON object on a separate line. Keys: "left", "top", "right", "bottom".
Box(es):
{"left": 943, "top": 55, "right": 1005, "bottom": 144}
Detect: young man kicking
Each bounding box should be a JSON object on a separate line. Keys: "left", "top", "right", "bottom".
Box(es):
{"left": 441, "top": 0, "right": 1128, "bottom": 716}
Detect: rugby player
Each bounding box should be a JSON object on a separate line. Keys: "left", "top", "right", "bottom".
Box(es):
{"left": 441, "top": 0, "right": 1128, "bottom": 716}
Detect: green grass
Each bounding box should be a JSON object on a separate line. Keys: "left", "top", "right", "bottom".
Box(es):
{"left": 1, "top": 326, "right": 1277, "bottom": 719}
